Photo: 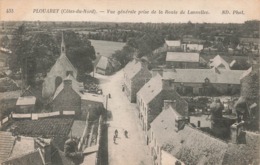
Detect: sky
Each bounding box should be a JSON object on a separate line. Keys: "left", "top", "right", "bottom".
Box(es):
{"left": 1, "top": 0, "right": 259, "bottom": 23}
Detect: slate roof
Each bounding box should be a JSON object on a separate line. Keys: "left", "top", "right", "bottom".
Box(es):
{"left": 10, "top": 136, "right": 35, "bottom": 158}
{"left": 166, "top": 52, "right": 200, "bottom": 62}
{"left": 165, "top": 40, "right": 181, "bottom": 47}
{"left": 223, "top": 132, "right": 260, "bottom": 165}
{"left": 137, "top": 74, "right": 163, "bottom": 104}
{"left": 0, "top": 131, "right": 15, "bottom": 163}
{"left": 123, "top": 59, "right": 145, "bottom": 80}
{"left": 96, "top": 56, "right": 111, "bottom": 70}
{"left": 0, "top": 90, "right": 21, "bottom": 100}
{"left": 151, "top": 109, "right": 260, "bottom": 165}
{"left": 16, "top": 96, "right": 36, "bottom": 106}
{"left": 53, "top": 74, "right": 84, "bottom": 99}
{"left": 210, "top": 55, "right": 230, "bottom": 70}
{"left": 163, "top": 68, "right": 244, "bottom": 84}
{"left": 2, "top": 149, "right": 45, "bottom": 165}
{"left": 81, "top": 93, "right": 104, "bottom": 103}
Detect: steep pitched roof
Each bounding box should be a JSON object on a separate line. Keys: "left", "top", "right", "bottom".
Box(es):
{"left": 137, "top": 74, "right": 163, "bottom": 104}
{"left": 53, "top": 74, "right": 84, "bottom": 99}
{"left": 223, "top": 132, "right": 260, "bottom": 165}
{"left": 2, "top": 149, "right": 44, "bottom": 165}
{"left": 10, "top": 136, "right": 35, "bottom": 158}
{"left": 166, "top": 52, "right": 200, "bottom": 62}
{"left": 210, "top": 55, "right": 230, "bottom": 70}
{"left": 96, "top": 56, "right": 111, "bottom": 70}
{"left": 163, "top": 68, "right": 244, "bottom": 84}
{"left": 124, "top": 59, "right": 146, "bottom": 80}
{"left": 165, "top": 40, "right": 181, "bottom": 47}
{"left": 16, "top": 96, "right": 36, "bottom": 106}
{"left": 0, "top": 131, "right": 15, "bottom": 163}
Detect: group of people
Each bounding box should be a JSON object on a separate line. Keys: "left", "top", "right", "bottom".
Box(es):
{"left": 113, "top": 129, "right": 128, "bottom": 143}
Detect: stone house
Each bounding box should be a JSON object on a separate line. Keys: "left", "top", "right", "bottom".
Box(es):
{"left": 149, "top": 101, "right": 260, "bottom": 165}
{"left": 164, "top": 40, "right": 182, "bottom": 52}
{"left": 123, "top": 59, "right": 152, "bottom": 103}
{"left": 52, "top": 75, "right": 84, "bottom": 118}
{"left": 16, "top": 96, "right": 36, "bottom": 113}
{"left": 81, "top": 93, "right": 105, "bottom": 120}
{"left": 209, "top": 55, "right": 230, "bottom": 70}
{"left": 182, "top": 43, "right": 203, "bottom": 52}
{"left": 136, "top": 74, "right": 187, "bottom": 135}
{"left": 95, "top": 56, "right": 113, "bottom": 75}
{"left": 161, "top": 68, "right": 245, "bottom": 96}
{"left": 42, "top": 33, "right": 77, "bottom": 98}
{"left": 166, "top": 52, "right": 200, "bottom": 69}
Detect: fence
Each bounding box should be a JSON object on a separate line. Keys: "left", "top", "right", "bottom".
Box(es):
{"left": 0, "top": 111, "right": 75, "bottom": 129}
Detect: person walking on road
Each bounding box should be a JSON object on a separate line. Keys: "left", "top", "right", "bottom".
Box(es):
{"left": 113, "top": 135, "right": 117, "bottom": 144}
{"left": 115, "top": 129, "right": 118, "bottom": 138}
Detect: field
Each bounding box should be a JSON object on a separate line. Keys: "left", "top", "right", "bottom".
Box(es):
{"left": 90, "top": 39, "right": 125, "bottom": 58}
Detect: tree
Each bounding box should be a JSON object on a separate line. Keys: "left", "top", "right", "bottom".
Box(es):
{"left": 60, "top": 31, "right": 96, "bottom": 79}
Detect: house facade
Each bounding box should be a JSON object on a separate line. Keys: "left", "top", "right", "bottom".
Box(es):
{"left": 136, "top": 74, "right": 188, "bottom": 137}
{"left": 123, "top": 59, "right": 152, "bottom": 103}
{"left": 52, "top": 75, "right": 84, "bottom": 118}
{"left": 42, "top": 33, "right": 78, "bottom": 98}
{"left": 95, "top": 56, "right": 113, "bottom": 75}
{"left": 164, "top": 40, "right": 182, "bottom": 52}
{"left": 16, "top": 96, "right": 36, "bottom": 113}
{"left": 162, "top": 68, "right": 245, "bottom": 96}
{"left": 81, "top": 93, "right": 105, "bottom": 120}
{"left": 166, "top": 52, "right": 200, "bottom": 69}
{"left": 149, "top": 102, "right": 260, "bottom": 165}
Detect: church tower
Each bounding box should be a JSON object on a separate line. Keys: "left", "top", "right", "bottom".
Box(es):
{"left": 61, "top": 32, "right": 66, "bottom": 56}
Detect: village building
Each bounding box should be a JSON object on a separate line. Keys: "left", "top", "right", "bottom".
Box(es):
{"left": 123, "top": 59, "right": 152, "bottom": 103}
{"left": 42, "top": 33, "right": 78, "bottom": 99}
{"left": 16, "top": 96, "right": 36, "bottom": 113}
{"left": 182, "top": 43, "right": 204, "bottom": 52}
{"left": 166, "top": 52, "right": 200, "bottom": 69}
{"left": 136, "top": 74, "right": 188, "bottom": 135}
{"left": 81, "top": 93, "right": 105, "bottom": 120}
{"left": 52, "top": 74, "right": 84, "bottom": 117}
{"left": 95, "top": 56, "right": 113, "bottom": 75}
{"left": 209, "top": 55, "right": 230, "bottom": 70}
{"left": 161, "top": 68, "right": 245, "bottom": 96}
{"left": 164, "top": 40, "right": 182, "bottom": 51}
{"left": 0, "top": 134, "right": 75, "bottom": 165}
{"left": 149, "top": 100, "right": 260, "bottom": 165}
{"left": 182, "top": 37, "right": 205, "bottom": 44}
{"left": 238, "top": 64, "right": 259, "bottom": 129}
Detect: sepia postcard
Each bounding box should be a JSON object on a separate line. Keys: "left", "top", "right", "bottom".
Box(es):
{"left": 0, "top": 0, "right": 259, "bottom": 165}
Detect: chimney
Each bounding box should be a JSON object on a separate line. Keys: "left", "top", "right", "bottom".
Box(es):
{"left": 64, "top": 79, "right": 72, "bottom": 88}
{"left": 163, "top": 100, "right": 176, "bottom": 110}
{"left": 175, "top": 116, "right": 186, "bottom": 132}
{"left": 34, "top": 138, "right": 52, "bottom": 164}
{"left": 152, "top": 68, "right": 163, "bottom": 77}
{"left": 162, "top": 79, "right": 175, "bottom": 90}
{"left": 230, "top": 122, "right": 245, "bottom": 144}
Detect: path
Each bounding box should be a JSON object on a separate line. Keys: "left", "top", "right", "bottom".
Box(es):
{"left": 95, "top": 70, "right": 152, "bottom": 165}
